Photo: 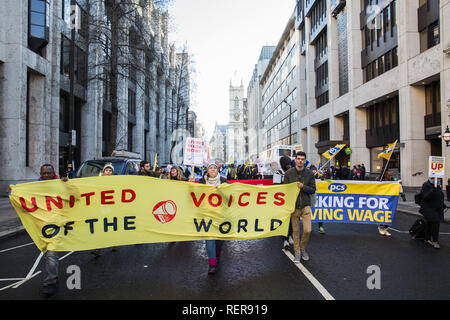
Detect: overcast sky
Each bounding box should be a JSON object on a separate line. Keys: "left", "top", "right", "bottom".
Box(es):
{"left": 168, "top": 0, "right": 296, "bottom": 140}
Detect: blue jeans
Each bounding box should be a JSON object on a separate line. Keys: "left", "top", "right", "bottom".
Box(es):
{"left": 205, "top": 240, "right": 223, "bottom": 259}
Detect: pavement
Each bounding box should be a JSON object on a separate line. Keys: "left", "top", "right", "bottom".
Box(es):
{"left": 1, "top": 192, "right": 450, "bottom": 240}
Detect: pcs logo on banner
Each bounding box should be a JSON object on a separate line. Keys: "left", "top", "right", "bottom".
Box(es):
{"left": 328, "top": 183, "right": 347, "bottom": 193}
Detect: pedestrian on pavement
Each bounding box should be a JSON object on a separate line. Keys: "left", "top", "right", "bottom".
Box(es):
{"left": 197, "top": 163, "right": 228, "bottom": 275}
{"left": 283, "top": 151, "right": 316, "bottom": 262}
{"left": 138, "top": 160, "right": 156, "bottom": 177}
{"left": 419, "top": 178, "right": 445, "bottom": 249}
{"left": 378, "top": 170, "right": 393, "bottom": 236}
{"left": 6, "top": 164, "right": 68, "bottom": 297}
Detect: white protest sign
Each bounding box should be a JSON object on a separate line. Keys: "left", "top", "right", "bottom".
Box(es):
{"left": 428, "top": 156, "right": 445, "bottom": 178}
{"left": 183, "top": 137, "right": 205, "bottom": 167}
{"left": 256, "top": 158, "right": 265, "bottom": 173}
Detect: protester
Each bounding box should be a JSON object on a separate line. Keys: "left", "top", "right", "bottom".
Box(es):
{"left": 169, "top": 166, "right": 187, "bottom": 181}
{"left": 360, "top": 164, "right": 366, "bottom": 180}
{"left": 6, "top": 164, "right": 68, "bottom": 297}
{"left": 197, "top": 163, "right": 228, "bottom": 275}
{"left": 419, "top": 178, "right": 445, "bottom": 249}
{"left": 93, "top": 163, "right": 116, "bottom": 257}
{"left": 154, "top": 166, "right": 164, "bottom": 179}
{"left": 227, "top": 163, "right": 237, "bottom": 180}
{"left": 283, "top": 151, "right": 316, "bottom": 262}
{"left": 378, "top": 170, "right": 393, "bottom": 236}
{"left": 138, "top": 160, "right": 155, "bottom": 177}
{"left": 99, "top": 163, "right": 114, "bottom": 176}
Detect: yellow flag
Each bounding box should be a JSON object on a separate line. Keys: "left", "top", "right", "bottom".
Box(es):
{"left": 153, "top": 153, "right": 158, "bottom": 171}
{"left": 322, "top": 144, "right": 346, "bottom": 160}
{"left": 9, "top": 177, "right": 299, "bottom": 252}
{"left": 377, "top": 140, "right": 397, "bottom": 160}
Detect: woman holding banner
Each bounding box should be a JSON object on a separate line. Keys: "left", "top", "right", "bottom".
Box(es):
{"left": 198, "top": 163, "right": 228, "bottom": 275}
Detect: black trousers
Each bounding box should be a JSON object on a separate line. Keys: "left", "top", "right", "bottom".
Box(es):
{"left": 424, "top": 221, "right": 440, "bottom": 242}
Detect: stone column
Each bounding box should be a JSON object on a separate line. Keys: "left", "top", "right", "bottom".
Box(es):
{"left": 442, "top": 0, "right": 450, "bottom": 185}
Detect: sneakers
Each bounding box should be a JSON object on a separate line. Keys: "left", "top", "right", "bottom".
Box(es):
{"left": 301, "top": 249, "right": 309, "bottom": 261}
{"left": 426, "top": 240, "right": 440, "bottom": 249}
{"left": 294, "top": 254, "right": 301, "bottom": 263}
{"left": 378, "top": 226, "right": 391, "bottom": 236}
{"left": 318, "top": 226, "right": 326, "bottom": 234}
{"left": 208, "top": 265, "right": 217, "bottom": 275}
{"left": 283, "top": 240, "right": 290, "bottom": 250}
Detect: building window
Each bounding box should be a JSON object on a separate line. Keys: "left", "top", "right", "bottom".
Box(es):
{"left": 364, "top": 47, "right": 398, "bottom": 82}
{"left": 128, "top": 89, "right": 136, "bottom": 116}
{"left": 318, "top": 122, "right": 330, "bottom": 142}
{"left": 28, "top": 0, "right": 50, "bottom": 54}
{"left": 60, "top": 35, "right": 88, "bottom": 87}
{"left": 420, "top": 20, "right": 440, "bottom": 52}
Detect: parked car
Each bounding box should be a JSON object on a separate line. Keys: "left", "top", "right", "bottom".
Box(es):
{"left": 76, "top": 151, "right": 142, "bottom": 177}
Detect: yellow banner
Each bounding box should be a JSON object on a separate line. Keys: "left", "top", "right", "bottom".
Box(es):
{"left": 9, "top": 176, "right": 299, "bottom": 252}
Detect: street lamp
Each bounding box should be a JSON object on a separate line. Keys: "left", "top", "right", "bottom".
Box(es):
{"left": 443, "top": 126, "right": 450, "bottom": 147}
{"left": 283, "top": 99, "right": 292, "bottom": 145}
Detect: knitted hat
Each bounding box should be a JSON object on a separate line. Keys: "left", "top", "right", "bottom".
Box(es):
{"left": 207, "top": 163, "right": 218, "bottom": 170}
{"left": 102, "top": 163, "right": 114, "bottom": 173}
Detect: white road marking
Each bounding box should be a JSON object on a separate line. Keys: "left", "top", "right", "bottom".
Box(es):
{"left": 12, "top": 252, "right": 44, "bottom": 288}
{"left": 388, "top": 227, "right": 450, "bottom": 235}
{"left": 0, "top": 251, "right": 74, "bottom": 291}
{"left": 282, "top": 249, "right": 335, "bottom": 301}
{"left": 0, "top": 242, "right": 34, "bottom": 253}
{"left": 0, "top": 278, "right": 25, "bottom": 281}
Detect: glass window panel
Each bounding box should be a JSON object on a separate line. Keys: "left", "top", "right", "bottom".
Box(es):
{"left": 435, "top": 83, "right": 441, "bottom": 113}
{"left": 30, "top": 0, "right": 45, "bottom": 12}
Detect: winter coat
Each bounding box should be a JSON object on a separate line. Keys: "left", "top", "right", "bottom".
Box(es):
{"left": 419, "top": 180, "right": 445, "bottom": 222}
{"left": 283, "top": 167, "right": 316, "bottom": 210}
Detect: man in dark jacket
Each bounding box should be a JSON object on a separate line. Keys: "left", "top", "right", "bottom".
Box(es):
{"left": 420, "top": 178, "right": 445, "bottom": 249}
{"left": 138, "top": 160, "right": 156, "bottom": 177}
{"left": 283, "top": 151, "right": 316, "bottom": 262}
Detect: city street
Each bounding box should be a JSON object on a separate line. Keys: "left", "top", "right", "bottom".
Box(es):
{"left": 1, "top": 211, "right": 449, "bottom": 300}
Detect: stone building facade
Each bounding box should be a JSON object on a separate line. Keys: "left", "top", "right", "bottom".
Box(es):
{"left": 0, "top": 0, "right": 190, "bottom": 190}
{"left": 251, "top": 0, "right": 449, "bottom": 187}
{"left": 247, "top": 45, "right": 275, "bottom": 159}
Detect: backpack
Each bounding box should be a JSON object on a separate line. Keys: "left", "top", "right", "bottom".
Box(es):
{"left": 414, "top": 191, "right": 422, "bottom": 205}
{"left": 409, "top": 218, "right": 426, "bottom": 239}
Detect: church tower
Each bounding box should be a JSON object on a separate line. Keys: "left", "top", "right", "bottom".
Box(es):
{"left": 227, "top": 78, "right": 245, "bottom": 162}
